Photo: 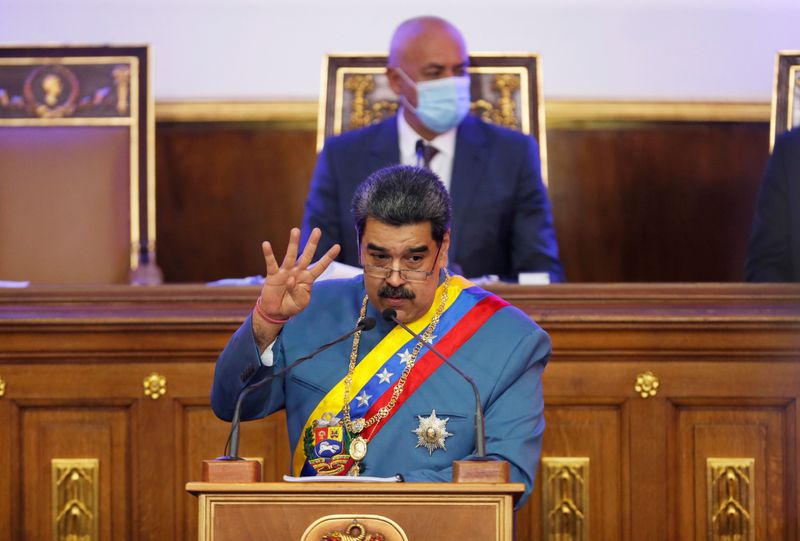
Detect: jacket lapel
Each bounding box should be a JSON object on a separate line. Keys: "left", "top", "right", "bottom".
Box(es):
{"left": 366, "top": 116, "right": 401, "bottom": 175}
{"left": 449, "top": 116, "right": 489, "bottom": 265}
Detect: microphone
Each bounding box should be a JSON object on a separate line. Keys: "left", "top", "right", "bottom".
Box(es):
{"left": 223, "top": 316, "right": 377, "bottom": 460}
{"left": 381, "top": 308, "right": 488, "bottom": 459}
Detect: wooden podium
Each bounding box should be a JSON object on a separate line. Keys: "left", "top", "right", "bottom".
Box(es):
{"left": 186, "top": 481, "right": 523, "bottom": 540}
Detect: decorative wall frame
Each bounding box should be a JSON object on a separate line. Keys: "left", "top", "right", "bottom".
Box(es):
{"left": 0, "top": 45, "right": 156, "bottom": 283}
{"left": 769, "top": 50, "right": 800, "bottom": 149}
{"left": 317, "top": 53, "right": 548, "bottom": 184}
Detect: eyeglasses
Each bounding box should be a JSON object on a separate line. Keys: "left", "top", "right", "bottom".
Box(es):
{"left": 362, "top": 245, "right": 442, "bottom": 283}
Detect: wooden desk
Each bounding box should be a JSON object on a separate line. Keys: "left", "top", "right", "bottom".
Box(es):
{"left": 1, "top": 284, "right": 798, "bottom": 540}
{"left": 186, "top": 481, "right": 523, "bottom": 540}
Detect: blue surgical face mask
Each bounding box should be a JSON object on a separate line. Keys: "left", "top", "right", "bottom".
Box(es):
{"left": 396, "top": 68, "right": 471, "bottom": 133}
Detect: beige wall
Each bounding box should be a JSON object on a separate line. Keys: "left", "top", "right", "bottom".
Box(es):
{"left": 3, "top": 1, "right": 798, "bottom": 101}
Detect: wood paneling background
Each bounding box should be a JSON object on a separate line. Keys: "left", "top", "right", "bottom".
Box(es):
{"left": 1, "top": 284, "right": 798, "bottom": 540}
{"left": 547, "top": 122, "right": 769, "bottom": 282}
{"left": 155, "top": 123, "right": 317, "bottom": 283}
{"left": 154, "top": 117, "right": 770, "bottom": 283}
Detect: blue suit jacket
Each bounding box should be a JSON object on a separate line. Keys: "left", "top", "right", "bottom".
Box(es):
{"left": 745, "top": 127, "right": 800, "bottom": 282}
{"left": 211, "top": 276, "right": 550, "bottom": 508}
{"left": 301, "top": 115, "right": 565, "bottom": 282}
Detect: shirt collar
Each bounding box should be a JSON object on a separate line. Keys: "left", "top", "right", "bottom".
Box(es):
{"left": 397, "top": 108, "right": 457, "bottom": 163}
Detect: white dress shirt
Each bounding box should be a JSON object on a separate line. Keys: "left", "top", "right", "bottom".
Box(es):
{"left": 397, "top": 110, "right": 457, "bottom": 192}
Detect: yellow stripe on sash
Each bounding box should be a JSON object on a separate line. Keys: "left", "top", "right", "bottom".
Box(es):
{"left": 291, "top": 275, "right": 474, "bottom": 475}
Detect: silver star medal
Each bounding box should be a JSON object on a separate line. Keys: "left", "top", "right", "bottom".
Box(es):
{"left": 412, "top": 410, "right": 453, "bottom": 455}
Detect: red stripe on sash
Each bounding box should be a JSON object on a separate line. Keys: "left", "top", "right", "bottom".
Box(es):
{"left": 358, "top": 293, "right": 509, "bottom": 445}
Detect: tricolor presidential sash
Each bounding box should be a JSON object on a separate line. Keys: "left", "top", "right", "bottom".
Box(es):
{"left": 293, "top": 275, "right": 509, "bottom": 476}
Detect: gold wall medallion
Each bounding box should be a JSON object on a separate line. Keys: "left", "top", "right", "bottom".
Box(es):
{"left": 707, "top": 458, "right": 755, "bottom": 541}
{"left": 0, "top": 376, "right": 5, "bottom": 397}
{"left": 542, "top": 457, "right": 589, "bottom": 541}
{"left": 51, "top": 458, "right": 99, "bottom": 541}
{"left": 143, "top": 372, "right": 166, "bottom": 399}
{"left": 634, "top": 371, "right": 659, "bottom": 398}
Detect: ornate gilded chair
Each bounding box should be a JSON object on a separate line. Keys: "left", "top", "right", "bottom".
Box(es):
{"left": 770, "top": 51, "right": 800, "bottom": 149}
{"left": 0, "top": 45, "right": 159, "bottom": 284}
{"left": 316, "top": 53, "right": 548, "bottom": 183}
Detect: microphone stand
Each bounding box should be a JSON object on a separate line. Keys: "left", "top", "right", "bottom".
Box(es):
{"left": 203, "top": 317, "right": 376, "bottom": 482}
{"left": 383, "top": 309, "right": 510, "bottom": 483}
{"left": 382, "top": 310, "right": 486, "bottom": 458}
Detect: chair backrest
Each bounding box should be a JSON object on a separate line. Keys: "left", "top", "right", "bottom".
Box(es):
{"left": 770, "top": 51, "right": 800, "bottom": 150}
{"left": 0, "top": 45, "right": 155, "bottom": 284}
{"left": 316, "top": 53, "right": 548, "bottom": 184}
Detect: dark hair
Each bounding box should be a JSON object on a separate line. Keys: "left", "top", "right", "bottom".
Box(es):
{"left": 351, "top": 164, "right": 452, "bottom": 243}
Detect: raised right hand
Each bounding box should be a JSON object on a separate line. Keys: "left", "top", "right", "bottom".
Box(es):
{"left": 256, "top": 227, "right": 340, "bottom": 324}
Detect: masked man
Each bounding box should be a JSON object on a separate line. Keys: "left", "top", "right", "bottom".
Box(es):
{"left": 301, "top": 16, "right": 564, "bottom": 283}
{"left": 212, "top": 165, "right": 550, "bottom": 507}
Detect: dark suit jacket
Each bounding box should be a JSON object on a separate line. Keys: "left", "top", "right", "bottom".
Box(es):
{"left": 300, "top": 115, "right": 565, "bottom": 282}
{"left": 745, "top": 127, "right": 800, "bottom": 282}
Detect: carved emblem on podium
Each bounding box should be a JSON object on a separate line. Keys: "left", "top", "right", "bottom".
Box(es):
{"left": 302, "top": 515, "right": 408, "bottom": 541}
{"left": 322, "top": 518, "right": 383, "bottom": 541}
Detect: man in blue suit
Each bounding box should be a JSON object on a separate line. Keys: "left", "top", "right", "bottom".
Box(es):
{"left": 745, "top": 127, "right": 800, "bottom": 282}
{"left": 301, "top": 16, "right": 564, "bottom": 283}
{"left": 213, "top": 165, "right": 550, "bottom": 507}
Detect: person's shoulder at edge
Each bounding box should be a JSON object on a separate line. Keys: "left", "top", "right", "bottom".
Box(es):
{"left": 320, "top": 116, "right": 398, "bottom": 155}
{"left": 460, "top": 114, "right": 539, "bottom": 147}
{"left": 775, "top": 125, "right": 800, "bottom": 147}
{"left": 468, "top": 280, "right": 549, "bottom": 336}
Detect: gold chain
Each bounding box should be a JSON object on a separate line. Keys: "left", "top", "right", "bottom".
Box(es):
{"left": 342, "top": 272, "right": 451, "bottom": 433}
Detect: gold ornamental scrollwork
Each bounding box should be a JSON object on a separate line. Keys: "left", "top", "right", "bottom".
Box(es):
{"left": 0, "top": 376, "right": 6, "bottom": 397}
{"left": 471, "top": 73, "right": 521, "bottom": 130}
{"left": 301, "top": 514, "right": 408, "bottom": 541}
{"left": 344, "top": 74, "right": 398, "bottom": 131}
{"left": 52, "top": 458, "right": 99, "bottom": 541}
{"left": 143, "top": 372, "right": 167, "bottom": 399}
{"left": 323, "top": 518, "right": 379, "bottom": 541}
{"left": 0, "top": 59, "right": 135, "bottom": 121}
{"left": 707, "top": 458, "right": 755, "bottom": 541}
{"left": 634, "top": 371, "right": 659, "bottom": 398}
{"left": 112, "top": 66, "right": 130, "bottom": 114}
{"left": 542, "top": 457, "right": 589, "bottom": 541}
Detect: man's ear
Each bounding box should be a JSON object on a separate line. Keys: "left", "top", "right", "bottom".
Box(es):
{"left": 386, "top": 67, "right": 403, "bottom": 96}
{"left": 441, "top": 230, "right": 451, "bottom": 262}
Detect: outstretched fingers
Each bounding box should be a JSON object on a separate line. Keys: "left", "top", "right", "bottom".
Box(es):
{"left": 296, "top": 227, "right": 322, "bottom": 269}
{"left": 280, "top": 228, "right": 301, "bottom": 269}
{"left": 261, "top": 241, "right": 280, "bottom": 276}
{"left": 309, "top": 243, "right": 342, "bottom": 279}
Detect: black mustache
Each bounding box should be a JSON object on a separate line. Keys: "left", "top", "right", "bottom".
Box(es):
{"left": 378, "top": 284, "right": 416, "bottom": 300}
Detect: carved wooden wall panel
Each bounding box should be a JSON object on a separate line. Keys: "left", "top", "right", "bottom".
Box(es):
{"left": 673, "top": 405, "right": 791, "bottom": 540}
{"left": 155, "top": 123, "right": 316, "bottom": 283}
{"left": 22, "top": 407, "right": 131, "bottom": 541}
{"left": 175, "top": 401, "right": 289, "bottom": 541}
{"left": 154, "top": 119, "right": 770, "bottom": 283}
{"left": 516, "top": 404, "right": 623, "bottom": 541}
{"left": 0, "top": 284, "right": 798, "bottom": 540}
